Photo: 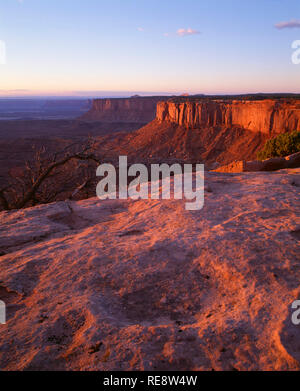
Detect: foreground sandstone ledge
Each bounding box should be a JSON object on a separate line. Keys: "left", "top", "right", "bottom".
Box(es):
{"left": 213, "top": 152, "right": 300, "bottom": 173}
{"left": 0, "top": 169, "right": 299, "bottom": 371}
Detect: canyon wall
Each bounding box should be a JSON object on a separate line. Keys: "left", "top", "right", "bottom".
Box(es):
{"left": 82, "top": 96, "right": 167, "bottom": 123}
{"left": 156, "top": 99, "right": 300, "bottom": 134}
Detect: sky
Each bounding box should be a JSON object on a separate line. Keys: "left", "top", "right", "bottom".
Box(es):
{"left": 0, "top": 0, "right": 299, "bottom": 97}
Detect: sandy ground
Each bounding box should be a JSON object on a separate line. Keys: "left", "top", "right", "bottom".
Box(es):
{"left": 0, "top": 169, "right": 299, "bottom": 370}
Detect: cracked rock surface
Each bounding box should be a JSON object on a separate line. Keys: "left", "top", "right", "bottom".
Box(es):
{"left": 0, "top": 169, "right": 300, "bottom": 370}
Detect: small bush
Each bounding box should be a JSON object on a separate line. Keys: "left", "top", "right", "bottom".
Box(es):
{"left": 257, "top": 131, "right": 300, "bottom": 160}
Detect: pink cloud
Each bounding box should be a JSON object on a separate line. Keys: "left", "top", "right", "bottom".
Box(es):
{"left": 177, "top": 28, "right": 201, "bottom": 37}
{"left": 275, "top": 19, "right": 300, "bottom": 29}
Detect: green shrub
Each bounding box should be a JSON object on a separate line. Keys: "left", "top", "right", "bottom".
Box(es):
{"left": 257, "top": 131, "right": 300, "bottom": 160}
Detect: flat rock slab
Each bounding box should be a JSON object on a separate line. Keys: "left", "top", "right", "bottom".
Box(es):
{"left": 0, "top": 169, "right": 299, "bottom": 370}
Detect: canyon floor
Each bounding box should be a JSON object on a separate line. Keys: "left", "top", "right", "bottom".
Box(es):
{"left": 0, "top": 120, "right": 144, "bottom": 189}
{"left": 0, "top": 169, "right": 299, "bottom": 371}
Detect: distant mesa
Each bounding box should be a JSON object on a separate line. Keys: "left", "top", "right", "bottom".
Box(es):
{"left": 103, "top": 96, "right": 300, "bottom": 166}
{"left": 82, "top": 94, "right": 300, "bottom": 166}
{"left": 81, "top": 96, "right": 170, "bottom": 123}
{"left": 156, "top": 98, "right": 300, "bottom": 134}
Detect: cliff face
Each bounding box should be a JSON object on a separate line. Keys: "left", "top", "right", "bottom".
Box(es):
{"left": 156, "top": 100, "right": 300, "bottom": 134}
{"left": 82, "top": 97, "right": 166, "bottom": 123}
{"left": 82, "top": 97, "right": 300, "bottom": 165}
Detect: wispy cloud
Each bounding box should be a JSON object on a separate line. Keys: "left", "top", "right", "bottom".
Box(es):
{"left": 137, "top": 27, "right": 145, "bottom": 32}
{"left": 177, "top": 28, "right": 201, "bottom": 37}
{"left": 275, "top": 19, "right": 300, "bottom": 29}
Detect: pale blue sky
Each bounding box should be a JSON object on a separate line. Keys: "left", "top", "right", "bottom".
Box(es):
{"left": 0, "top": 0, "right": 299, "bottom": 96}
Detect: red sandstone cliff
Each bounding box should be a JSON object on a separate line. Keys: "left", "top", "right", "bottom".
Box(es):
{"left": 107, "top": 99, "right": 300, "bottom": 165}
{"left": 156, "top": 99, "right": 300, "bottom": 134}
{"left": 91, "top": 98, "right": 300, "bottom": 165}
{"left": 81, "top": 96, "right": 167, "bottom": 123}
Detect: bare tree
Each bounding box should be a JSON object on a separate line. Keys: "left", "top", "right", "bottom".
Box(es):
{"left": 0, "top": 138, "right": 101, "bottom": 211}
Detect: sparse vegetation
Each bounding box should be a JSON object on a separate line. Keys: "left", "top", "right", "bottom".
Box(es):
{"left": 257, "top": 131, "right": 300, "bottom": 160}
{"left": 0, "top": 139, "right": 101, "bottom": 211}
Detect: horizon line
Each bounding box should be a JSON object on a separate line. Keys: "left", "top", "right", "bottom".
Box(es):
{"left": 0, "top": 91, "right": 300, "bottom": 100}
